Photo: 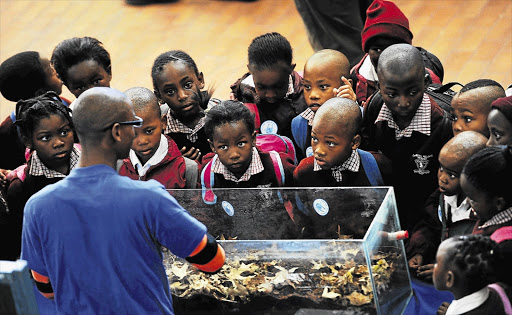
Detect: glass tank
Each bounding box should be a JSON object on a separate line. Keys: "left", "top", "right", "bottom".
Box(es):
{"left": 163, "top": 187, "right": 412, "bottom": 315}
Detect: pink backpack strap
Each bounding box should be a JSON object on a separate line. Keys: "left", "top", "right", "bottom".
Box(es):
{"left": 244, "top": 103, "right": 261, "bottom": 131}
{"left": 268, "top": 151, "right": 285, "bottom": 187}
{"left": 489, "top": 283, "right": 512, "bottom": 315}
{"left": 491, "top": 227, "right": 512, "bottom": 243}
{"left": 201, "top": 155, "right": 217, "bottom": 204}
{"left": 10, "top": 164, "right": 28, "bottom": 182}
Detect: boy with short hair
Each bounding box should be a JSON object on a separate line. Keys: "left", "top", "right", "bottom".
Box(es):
{"left": 360, "top": 43, "right": 453, "bottom": 231}
{"left": 407, "top": 131, "right": 488, "bottom": 281}
{"left": 451, "top": 79, "right": 505, "bottom": 137}
{"left": 294, "top": 97, "right": 389, "bottom": 187}
{"left": 118, "top": 87, "right": 197, "bottom": 188}
{"left": 292, "top": 49, "right": 355, "bottom": 159}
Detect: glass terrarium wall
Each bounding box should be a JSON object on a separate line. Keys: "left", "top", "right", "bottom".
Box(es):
{"left": 164, "top": 187, "right": 412, "bottom": 314}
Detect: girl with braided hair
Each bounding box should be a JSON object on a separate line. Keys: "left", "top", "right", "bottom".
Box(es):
{"left": 1, "top": 92, "right": 79, "bottom": 261}
{"left": 433, "top": 235, "right": 511, "bottom": 315}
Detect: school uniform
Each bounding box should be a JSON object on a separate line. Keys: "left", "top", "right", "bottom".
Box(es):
{"left": 444, "top": 284, "right": 512, "bottom": 315}
{"left": 164, "top": 113, "right": 211, "bottom": 160}
{"left": 360, "top": 93, "right": 453, "bottom": 231}
{"left": 472, "top": 207, "right": 512, "bottom": 236}
{"left": 119, "top": 134, "right": 195, "bottom": 189}
{"left": 291, "top": 107, "right": 314, "bottom": 160}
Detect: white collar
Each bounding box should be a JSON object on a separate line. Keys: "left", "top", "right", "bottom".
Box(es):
{"left": 446, "top": 287, "right": 489, "bottom": 315}
{"left": 359, "top": 55, "right": 379, "bottom": 82}
{"left": 444, "top": 195, "right": 472, "bottom": 222}
{"left": 129, "top": 134, "right": 168, "bottom": 177}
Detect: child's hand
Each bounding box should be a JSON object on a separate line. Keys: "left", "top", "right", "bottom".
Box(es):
{"left": 180, "top": 146, "right": 201, "bottom": 161}
{"left": 408, "top": 254, "right": 424, "bottom": 271}
{"left": 437, "top": 302, "right": 450, "bottom": 315}
{"left": 417, "top": 263, "right": 434, "bottom": 281}
{"left": 333, "top": 76, "right": 356, "bottom": 101}
{"left": 0, "top": 169, "right": 11, "bottom": 191}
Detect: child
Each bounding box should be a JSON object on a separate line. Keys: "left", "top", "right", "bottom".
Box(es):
{"left": 230, "top": 32, "right": 307, "bottom": 140}
{"left": 152, "top": 50, "right": 219, "bottom": 161}
{"left": 294, "top": 97, "right": 389, "bottom": 187}
{"left": 350, "top": 0, "right": 443, "bottom": 105}
{"left": 2, "top": 92, "right": 79, "bottom": 261}
{"left": 487, "top": 96, "right": 512, "bottom": 147}
{"left": 202, "top": 100, "right": 295, "bottom": 188}
{"left": 51, "top": 36, "right": 112, "bottom": 99}
{"left": 118, "top": 87, "right": 198, "bottom": 188}
{"left": 407, "top": 131, "right": 488, "bottom": 281}
{"left": 434, "top": 235, "right": 511, "bottom": 315}
{"left": 0, "top": 51, "right": 67, "bottom": 170}
{"left": 291, "top": 49, "right": 356, "bottom": 159}
{"left": 451, "top": 79, "right": 505, "bottom": 137}
{"left": 461, "top": 145, "right": 512, "bottom": 236}
{"left": 360, "top": 43, "right": 453, "bottom": 231}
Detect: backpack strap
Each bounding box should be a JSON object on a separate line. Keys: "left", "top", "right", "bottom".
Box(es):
{"left": 491, "top": 226, "right": 512, "bottom": 243}
{"left": 357, "top": 149, "right": 384, "bottom": 186}
{"left": 11, "top": 164, "right": 28, "bottom": 182}
{"left": 200, "top": 155, "right": 217, "bottom": 204}
{"left": 183, "top": 157, "right": 199, "bottom": 189}
{"left": 489, "top": 283, "right": 512, "bottom": 315}
{"left": 268, "top": 151, "right": 285, "bottom": 186}
{"left": 291, "top": 116, "right": 308, "bottom": 157}
{"left": 245, "top": 103, "right": 261, "bottom": 131}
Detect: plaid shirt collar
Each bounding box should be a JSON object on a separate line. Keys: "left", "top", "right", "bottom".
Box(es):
{"left": 479, "top": 207, "right": 512, "bottom": 229}
{"left": 313, "top": 149, "right": 360, "bottom": 182}
{"left": 164, "top": 111, "right": 205, "bottom": 142}
{"left": 375, "top": 93, "right": 431, "bottom": 140}
{"left": 29, "top": 145, "right": 80, "bottom": 178}
{"left": 299, "top": 108, "right": 315, "bottom": 126}
{"left": 212, "top": 147, "right": 264, "bottom": 183}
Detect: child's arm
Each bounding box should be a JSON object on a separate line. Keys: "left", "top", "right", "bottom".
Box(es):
{"left": 333, "top": 76, "right": 356, "bottom": 101}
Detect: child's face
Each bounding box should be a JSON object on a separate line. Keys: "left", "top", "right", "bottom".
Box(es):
{"left": 311, "top": 116, "right": 359, "bottom": 170}
{"left": 249, "top": 63, "right": 292, "bottom": 105}
{"left": 451, "top": 91, "right": 491, "bottom": 137}
{"left": 487, "top": 108, "right": 512, "bottom": 146}
{"left": 379, "top": 66, "right": 427, "bottom": 128}
{"left": 303, "top": 62, "right": 343, "bottom": 112}
{"left": 437, "top": 149, "right": 465, "bottom": 197}
{"left": 154, "top": 61, "right": 204, "bottom": 123}
{"left": 65, "top": 59, "right": 111, "bottom": 98}
{"left": 433, "top": 240, "right": 455, "bottom": 291}
{"left": 368, "top": 37, "right": 405, "bottom": 69}
{"left": 209, "top": 121, "right": 256, "bottom": 178}
{"left": 29, "top": 114, "right": 74, "bottom": 173}
{"left": 460, "top": 173, "right": 498, "bottom": 221}
{"left": 40, "top": 58, "right": 63, "bottom": 96}
{"left": 132, "top": 106, "right": 165, "bottom": 165}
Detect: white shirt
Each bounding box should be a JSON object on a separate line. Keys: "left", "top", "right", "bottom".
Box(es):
{"left": 129, "top": 134, "right": 168, "bottom": 177}
{"left": 358, "top": 55, "right": 379, "bottom": 82}
{"left": 445, "top": 287, "right": 489, "bottom": 315}
{"left": 444, "top": 195, "right": 472, "bottom": 223}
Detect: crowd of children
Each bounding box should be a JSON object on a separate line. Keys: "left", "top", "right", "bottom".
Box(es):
{"left": 1, "top": 0, "right": 511, "bottom": 313}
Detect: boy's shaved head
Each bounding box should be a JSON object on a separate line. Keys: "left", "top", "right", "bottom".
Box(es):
{"left": 314, "top": 97, "right": 362, "bottom": 136}
{"left": 441, "top": 131, "right": 487, "bottom": 163}
{"left": 377, "top": 43, "right": 424, "bottom": 76}
{"left": 305, "top": 49, "right": 351, "bottom": 79}
{"left": 124, "top": 87, "right": 160, "bottom": 117}
{"left": 73, "top": 87, "right": 133, "bottom": 143}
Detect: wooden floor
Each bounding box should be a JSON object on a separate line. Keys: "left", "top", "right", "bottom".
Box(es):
{"left": 0, "top": 0, "right": 511, "bottom": 118}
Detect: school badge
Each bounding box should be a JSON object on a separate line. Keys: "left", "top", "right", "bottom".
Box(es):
{"left": 412, "top": 154, "right": 433, "bottom": 175}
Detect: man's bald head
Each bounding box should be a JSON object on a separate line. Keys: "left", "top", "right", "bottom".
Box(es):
{"left": 441, "top": 131, "right": 487, "bottom": 163}
{"left": 314, "top": 97, "right": 362, "bottom": 136}
{"left": 377, "top": 43, "right": 424, "bottom": 77}
{"left": 305, "top": 49, "right": 351, "bottom": 79}
{"left": 124, "top": 87, "right": 160, "bottom": 117}
{"left": 73, "top": 87, "right": 133, "bottom": 144}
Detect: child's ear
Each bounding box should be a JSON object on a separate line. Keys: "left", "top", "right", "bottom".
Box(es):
{"left": 495, "top": 196, "right": 508, "bottom": 212}
{"left": 160, "top": 115, "right": 167, "bottom": 131}
{"left": 197, "top": 72, "right": 205, "bottom": 89}
{"left": 154, "top": 89, "right": 162, "bottom": 101}
{"left": 446, "top": 270, "right": 455, "bottom": 289}
{"left": 351, "top": 134, "right": 361, "bottom": 150}
{"left": 251, "top": 131, "right": 257, "bottom": 147}
{"left": 290, "top": 63, "right": 296, "bottom": 73}
{"left": 424, "top": 73, "right": 430, "bottom": 86}
{"left": 21, "top": 135, "right": 32, "bottom": 149}
{"left": 208, "top": 139, "right": 215, "bottom": 152}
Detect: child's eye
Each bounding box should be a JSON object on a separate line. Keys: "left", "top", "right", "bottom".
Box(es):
{"left": 449, "top": 173, "right": 458, "bottom": 179}
{"left": 448, "top": 114, "right": 457, "bottom": 122}
{"left": 184, "top": 82, "right": 193, "bottom": 90}
{"left": 386, "top": 93, "right": 396, "bottom": 98}
{"left": 320, "top": 84, "right": 329, "bottom": 90}
{"left": 93, "top": 78, "right": 101, "bottom": 85}
{"left": 304, "top": 85, "right": 311, "bottom": 91}
{"left": 39, "top": 135, "right": 51, "bottom": 142}
{"left": 327, "top": 141, "right": 336, "bottom": 147}
{"left": 75, "top": 86, "right": 85, "bottom": 92}
{"left": 60, "top": 129, "right": 69, "bottom": 137}
{"left": 463, "top": 116, "right": 473, "bottom": 123}
{"left": 237, "top": 141, "right": 247, "bottom": 148}
{"left": 409, "top": 90, "right": 418, "bottom": 96}
{"left": 492, "top": 130, "right": 502, "bottom": 140}
{"left": 218, "top": 145, "right": 228, "bottom": 151}
{"left": 311, "top": 136, "right": 318, "bottom": 143}
{"left": 166, "top": 89, "right": 176, "bottom": 96}
{"left": 144, "top": 128, "right": 154, "bottom": 135}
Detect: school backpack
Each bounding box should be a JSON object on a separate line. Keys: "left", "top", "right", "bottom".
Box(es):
{"left": 291, "top": 115, "right": 309, "bottom": 159}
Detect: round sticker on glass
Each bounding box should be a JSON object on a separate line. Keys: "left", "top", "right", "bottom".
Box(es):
{"left": 222, "top": 201, "right": 234, "bottom": 216}
{"left": 313, "top": 199, "right": 329, "bottom": 216}
{"left": 306, "top": 146, "right": 314, "bottom": 157}
{"left": 260, "top": 120, "right": 278, "bottom": 135}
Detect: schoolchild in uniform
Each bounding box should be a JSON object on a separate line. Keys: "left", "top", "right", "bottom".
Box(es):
{"left": 434, "top": 235, "right": 512, "bottom": 315}
{"left": 294, "top": 97, "right": 389, "bottom": 187}
{"left": 451, "top": 79, "right": 505, "bottom": 137}
{"left": 230, "top": 32, "right": 307, "bottom": 140}
{"left": 118, "top": 87, "right": 197, "bottom": 189}
{"left": 359, "top": 43, "right": 453, "bottom": 231}
{"left": 292, "top": 49, "right": 355, "bottom": 159}
{"left": 487, "top": 96, "right": 512, "bottom": 147}
{"left": 51, "top": 36, "right": 112, "bottom": 100}
{"left": 2, "top": 92, "right": 79, "bottom": 261}
{"left": 152, "top": 50, "right": 219, "bottom": 162}
{"left": 201, "top": 100, "right": 295, "bottom": 188}
{"left": 407, "top": 131, "right": 487, "bottom": 281}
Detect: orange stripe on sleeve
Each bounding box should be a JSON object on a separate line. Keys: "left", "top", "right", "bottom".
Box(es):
{"left": 192, "top": 244, "right": 225, "bottom": 273}
{"left": 189, "top": 235, "right": 208, "bottom": 257}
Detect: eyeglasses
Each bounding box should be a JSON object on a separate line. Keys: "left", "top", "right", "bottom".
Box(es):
{"left": 102, "top": 116, "right": 143, "bottom": 131}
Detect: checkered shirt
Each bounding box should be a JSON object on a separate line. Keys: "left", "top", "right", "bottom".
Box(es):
{"left": 29, "top": 145, "right": 80, "bottom": 178}
{"left": 164, "top": 113, "right": 205, "bottom": 143}
{"left": 299, "top": 108, "right": 315, "bottom": 126}
{"left": 479, "top": 207, "right": 512, "bottom": 229}
{"left": 313, "top": 149, "right": 360, "bottom": 182}
{"left": 375, "top": 93, "right": 431, "bottom": 140}
{"left": 212, "top": 147, "right": 264, "bottom": 183}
